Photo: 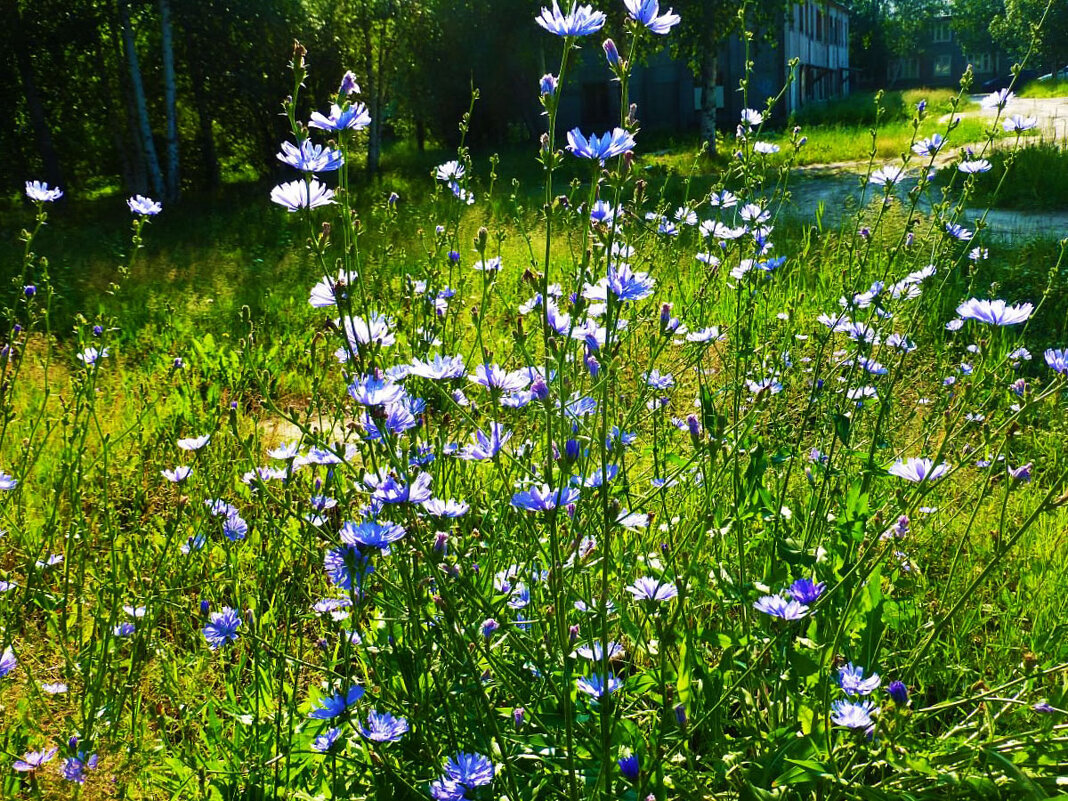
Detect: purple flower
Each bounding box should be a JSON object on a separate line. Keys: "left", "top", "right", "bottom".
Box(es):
{"left": 161, "top": 466, "right": 192, "bottom": 483}
{"left": 310, "top": 103, "right": 371, "bottom": 132}
{"left": 788, "top": 578, "right": 826, "bottom": 605}
{"left": 1008, "top": 463, "right": 1033, "bottom": 482}
{"left": 888, "top": 457, "right": 950, "bottom": 483}
{"left": 13, "top": 748, "right": 57, "bottom": 772}
{"left": 468, "top": 363, "right": 530, "bottom": 393}
{"left": 574, "top": 641, "right": 625, "bottom": 660}
{"left": 1045, "top": 348, "right": 1068, "bottom": 375}
{"left": 1003, "top": 114, "right": 1037, "bottom": 132}
{"left": 324, "top": 545, "right": 375, "bottom": 592}
{"left": 838, "top": 663, "right": 881, "bottom": 696}
{"left": 277, "top": 139, "right": 344, "bottom": 173}
{"left": 958, "top": 158, "right": 991, "bottom": 174}
{"left": 444, "top": 752, "right": 495, "bottom": 788}
{"left": 625, "top": 576, "right": 678, "bottom": 602}
{"left": 754, "top": 594, "right": 809, "bottom": 620}
{"left": 340, "top": 520, "right": 407, "bottom": 550}
{"left": 178, "top": 434, "right": 211, "bottom": 451}
{"left": 77, "top": 347, "right": 109, "bottom": 365}
{"left": 202, "top": 607, "right": 242, "bottom": 649}
{"left": 603, "top": 38, "right": 620, "bottom": 66}
{"left": 410, "top": 354, "right": 466, "bottom": 381}
{"left": 623, "top": 0, "right": 680, "bottom": 33}
{"left": 0, "top": 646, "right": 16, "bottom": 677}
{"left": 222, "top": 514, "right": 247, "bottom": 541}
{"left": 338, "top": 71, "right": 359, "bottom": 95}
{"left": 360, "top": 709, "right": 409, "bottom": 742}
{"left": 364, "top": 471, "right": 433, "bottom": 505}
{"left": 423, "top": 497, "right": 469, "bottom": 517}
{"left": 308, "top": 685, "right": 364, "bottom": 720}
{"left": 911, "top": 133, "right": 945, "bottom": 157}
{"left": 606, "top": 262, "right": 655, "bottom": 301}
{"left": 886, "top": 681, "right": 909, "bottom": 705}
{"left": 312, "top": 727, "right": 343, "bottom": 752}
{"left": 831, "top": 699, "right": 878, "bottom": 729}
{"left": 510, "top": 483, "right": 580, "bottom": 512}
{"left": 113, "top": 622, "right": 136, "bottom": 637}
{"left": 956, "top": 298, "right": 1033, "bottom": 326}
{"left": 270, "top": 179, "right": 336, "bottom": 212}
{"left": 576, "top": 672, "right": 622, "bottom": 698}
{"left": 944, "top": 222, "right": 973, "bottom": 241}
{"left": 61, "top": 752, "right": 98, "bottom": 783}
{"left": 618, "top": 754, "right": 640, "bottom": 781}
{"left": 981, "top": 89, "right": 1013, "bottom": 109}
{"left": 540, "top": 73, "right": 558, "bottom": 96}
{"left": 535, "top": 1, "right": 606, "bottom": 37}
{"left": 25, "top": 181, "right": 63, "bottom": 202}
{"left": 127, "top": 195, "right": 162, "bottom": 215}
{"left": 869, "top": 165, "right": 905, "bottom": 186}
{"left": 566, "top": 127, "right": 636, "bottom": 163}
{"left": 457, "top": 423, "right": 512, "bottom": 460}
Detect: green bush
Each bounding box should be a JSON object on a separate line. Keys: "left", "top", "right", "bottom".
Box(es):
{"left": 967, "top": 141, "right": 1068, "bottom": 210}
{"left": 792, "top": 88, "right": 965, "bottom": 127}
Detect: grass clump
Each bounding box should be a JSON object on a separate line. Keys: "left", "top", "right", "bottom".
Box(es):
{"left": 1019, "top": 78, "right": 1068, "bottom": 98}
{"left": 792, "top": 88, "right": 966, "bottom": 127}
{"left": 966, "top": 141, "right": 1068, "bottom": 210}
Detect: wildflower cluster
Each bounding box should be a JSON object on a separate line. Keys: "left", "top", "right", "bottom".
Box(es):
{"left": 2, "top": 6, "right": 1066, "bottom": 800}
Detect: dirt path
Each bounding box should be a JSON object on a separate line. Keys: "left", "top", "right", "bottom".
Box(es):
{"left": 781, "top": 171, "right": 1068, "bottom": 240}
{"left": 961, "top": 93, "right": 1068, "bottom": 141}
{"left": 781, "top": 95, "right": 1068, "bottom": 240}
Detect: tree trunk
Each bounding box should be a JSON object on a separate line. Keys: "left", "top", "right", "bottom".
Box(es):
{"left": 191, "top": 78, "right": 220, "bottom": 190}
{"left": 9, "top": 0, "right": 64, "bottom": 189}
{"left": 109, "top": 1, "right": 148, "bottom": 193}
{"left": 158, "top": 0, "right": 180, "bottom": 201}
{"left": 119, "top": 0, "right": 164, "bottom": 199}
{"left": 700, "top": 51, "right": 718, "bottom": 155}
{"left": 364, "top": 32, "right": 381, "bottom": 175}
{"left": 94, "top": 15, "right": 135, "bottom": 192}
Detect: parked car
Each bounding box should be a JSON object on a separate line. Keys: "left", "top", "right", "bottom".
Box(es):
{"left": 980, "top": 69, "right": 1040, "bottom": 92}
{"left": 1037, "top": 66, "right": 1068, "bottom": 81}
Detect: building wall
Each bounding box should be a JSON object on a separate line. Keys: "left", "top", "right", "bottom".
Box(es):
{"left": 890, "top": 16, "right": 1008, "bottom": 88}
{"left": 563, "top": 2, "right": 852, "bottom": 135}
{"left": 783, "top": 0, "right": 851, "bottom": 114}
{"left": 560, "top": 48, "right": 698, "bottom": 134}
{"left": 718, "top": 0, "right": 852, "bottom": 125}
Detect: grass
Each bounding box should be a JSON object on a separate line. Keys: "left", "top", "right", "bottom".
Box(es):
{"left": 792, "top": 88, "right": 969, "bottom": 128}
{"left": 1019, "top": 78, "right": 1068, "bottom": 98}
{"left": 2, "top": 58, "right": 1068, "bottom": 801}
{"left": 958, "top": 141, "right": 1068, "bottom": 211}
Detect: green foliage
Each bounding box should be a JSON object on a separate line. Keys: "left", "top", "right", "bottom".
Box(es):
{"left": 965, "top": 141, "right": 1068, "bottom": 211}
{"left": 1019, "top": 78, "right": 1068, "bottom": 97}
{"left": 792, "top": 89, "right": 967, "bottom": 128}
{"left": 991, "top": 0, "right": 1068, "bottom": 73}
{"left": 2, "top": 15, "right": 1068, "bottom": 801}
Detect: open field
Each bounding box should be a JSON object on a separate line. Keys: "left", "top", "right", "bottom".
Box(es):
{"left": 3, "top": 30, "right": 1068, "bottom": 801}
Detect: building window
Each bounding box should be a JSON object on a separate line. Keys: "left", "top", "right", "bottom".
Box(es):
{"left": 933, "top": 54, "right": 953, "bottom": 78}
{"left": 898, "top": 58, "right": 920, "bottom": 80}
{"left": 969, "top": 52, "right": 993, "bottom": 74}
{"left": 816, "top": 11, "right": 823, "bottom": 41}
{"left": 932, "top": 21, "right": 952, "bottom": 43}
